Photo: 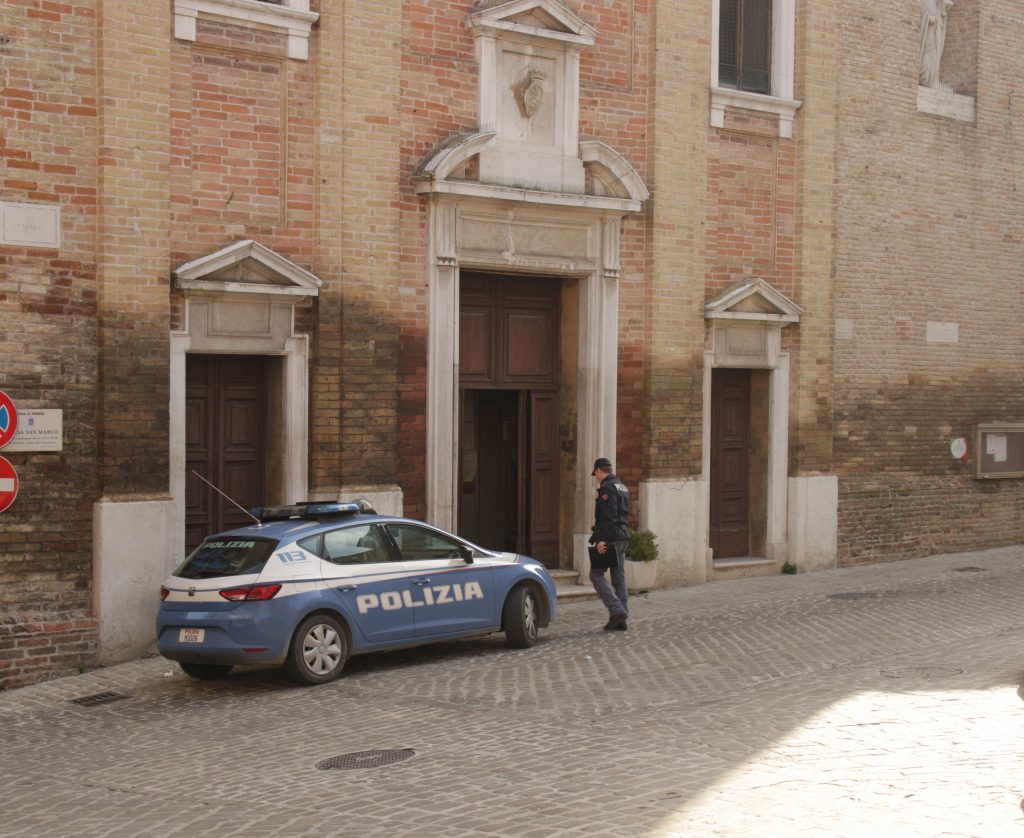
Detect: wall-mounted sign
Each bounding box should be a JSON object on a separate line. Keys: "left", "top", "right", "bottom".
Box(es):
{"left": 0, "top": 456, "right": 17, "bottom": 513}
{"left": 975, "top": 424, "right": 1024, "bottom": 479}
{"left": 1, "top": 201, "right": 61, "bottom": 248}
{"left": 949, "top": 437, "right": 968, "bottom": 460}
{"left": 4, "top": 409, "right": 63, "bottom": 452}
{"left": 0, "top": 390, "right": 17, "bottom": 449}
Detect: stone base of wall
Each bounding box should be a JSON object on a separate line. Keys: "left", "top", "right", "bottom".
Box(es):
{"left": 0, "top": 612, "right": 99, "bottom": 690}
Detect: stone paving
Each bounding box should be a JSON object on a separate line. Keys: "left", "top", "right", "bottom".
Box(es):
{"left": 2, "top": 546, "right": 1024, "bottom": 837}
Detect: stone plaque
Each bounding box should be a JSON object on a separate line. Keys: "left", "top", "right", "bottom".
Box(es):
{"left": 4, "top": 409, "right": 63, "bottom": 452}
{"left": 1, "top": 202, "right": 61, "bottom": 248}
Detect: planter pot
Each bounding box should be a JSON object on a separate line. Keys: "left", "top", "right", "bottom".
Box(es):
{"left": 625, "top": 559, "right": 658, "bottom": 592}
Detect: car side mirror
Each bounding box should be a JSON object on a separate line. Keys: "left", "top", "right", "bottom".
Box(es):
{"left": 458, "top": 546, "right": 474, "bottom": 564}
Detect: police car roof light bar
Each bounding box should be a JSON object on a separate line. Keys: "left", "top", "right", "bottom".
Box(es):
{"left": 250, "top": 499, "right": 378, "bottom": 522}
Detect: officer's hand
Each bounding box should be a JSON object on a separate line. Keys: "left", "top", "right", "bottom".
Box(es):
{"left": 596, "top": 541, "right": 607, "bottom": 555}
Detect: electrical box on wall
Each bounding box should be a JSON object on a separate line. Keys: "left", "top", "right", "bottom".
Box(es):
{"left": 974, "top": 424, "right": 1024, "bottom": 479}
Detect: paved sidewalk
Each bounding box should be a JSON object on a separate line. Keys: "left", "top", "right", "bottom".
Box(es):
{"left": 2, "top": 546, "right": 1024, "bottom": 837}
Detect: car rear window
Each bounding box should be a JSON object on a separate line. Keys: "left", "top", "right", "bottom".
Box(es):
{"left": 174, "top": 537, "right": 278, "bottom": 579}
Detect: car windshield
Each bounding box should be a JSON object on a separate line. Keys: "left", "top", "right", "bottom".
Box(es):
{"left": 174, "top": 537, "right": 278, "bottom": 579}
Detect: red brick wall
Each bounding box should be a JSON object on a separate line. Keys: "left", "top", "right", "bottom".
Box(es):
{"left": 0, "top": 0, "right": 101, "bottom": 687}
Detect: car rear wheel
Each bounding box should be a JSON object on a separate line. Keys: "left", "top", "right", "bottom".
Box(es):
{"left": 179, "top": 662, "right": 233, "bottom": 680}
{"left": 503, "top": 585, "right": 539, "bottom": 648}
{"left": 284, "top": 614, "right": 348, "bottom": 685}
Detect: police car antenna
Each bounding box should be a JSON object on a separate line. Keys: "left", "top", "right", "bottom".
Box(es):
{"left": 191, "top": 470, "right": 262, "bottom": 528}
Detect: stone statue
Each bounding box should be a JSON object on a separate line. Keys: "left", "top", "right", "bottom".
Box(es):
{"left": 919, "top": 0, "right": 953, "bottom": 88}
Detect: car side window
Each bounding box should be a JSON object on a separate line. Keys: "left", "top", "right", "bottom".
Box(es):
{"left": 386, "top": 524, "right": 466, "bottom": 562}
{"left": 322, "top": 525, "right": 392, "bottom": 565}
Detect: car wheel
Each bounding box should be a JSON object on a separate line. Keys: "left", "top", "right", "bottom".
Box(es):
{"left": 179, "top": 661, "right": 233, "bottom": 680}
{"left": 503, "top": 585, "right": 539, "bottom": 649}
{"left": 284, "top": 613, "right": 348, "bottom": 685}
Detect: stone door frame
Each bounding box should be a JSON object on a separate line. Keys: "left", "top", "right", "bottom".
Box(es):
{"left": 423, "top": 195, "right": 628, "bottom": 576}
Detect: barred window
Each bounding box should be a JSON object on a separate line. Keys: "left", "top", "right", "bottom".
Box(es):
{"left": 718, "top": 0, "right": 772, "bottom": 95}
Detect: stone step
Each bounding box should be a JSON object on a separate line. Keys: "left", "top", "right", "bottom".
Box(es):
{"left": 547, "top": 569, "right": 597, "bottom": 602}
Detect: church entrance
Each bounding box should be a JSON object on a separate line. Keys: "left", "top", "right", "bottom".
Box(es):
{"left": 458, "top": 274, "right": 560, "bottom": 567}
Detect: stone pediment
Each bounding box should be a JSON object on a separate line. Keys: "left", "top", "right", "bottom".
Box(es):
{"left": 705, "top": 278, "right": 801, "bottom": 324}
{"left": 174, "top": 240, "right": 321, "bottom": 298}
{"left": 469, "top": 0, "right": 597, "bottom": 45}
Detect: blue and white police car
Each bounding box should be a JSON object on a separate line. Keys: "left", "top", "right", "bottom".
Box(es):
{"left": 157, "top": 501, "right": 557, "bottom": 685}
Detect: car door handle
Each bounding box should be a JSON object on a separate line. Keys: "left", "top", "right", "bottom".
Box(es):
{"left": 336, "top": 585, "right": 357, "bottom": 592}
{"left": 411, "top": 578, "right": 431, "bottom": 587}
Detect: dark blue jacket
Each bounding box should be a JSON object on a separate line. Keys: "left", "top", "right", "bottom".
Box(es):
{"left": 590, "top": 473, "right": 629, "bottom": 543}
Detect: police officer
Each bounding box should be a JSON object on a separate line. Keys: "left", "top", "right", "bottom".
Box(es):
{"left": 588, "top": 457, "right": 629, "bottom": 631}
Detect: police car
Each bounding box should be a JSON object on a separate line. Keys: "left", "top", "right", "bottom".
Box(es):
{"left": 157, "top": 501, "right": 557, "bottom": 685}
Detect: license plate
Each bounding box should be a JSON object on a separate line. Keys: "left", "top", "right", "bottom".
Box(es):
{"left": 179, "top": 628, "right": 206, "bottom": 644}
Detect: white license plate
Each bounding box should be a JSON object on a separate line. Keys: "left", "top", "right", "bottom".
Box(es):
{"left": 179, "top": 628, "right": 206, "bottom": 644}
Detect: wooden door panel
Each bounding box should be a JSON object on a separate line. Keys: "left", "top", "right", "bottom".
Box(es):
{"left": 711, "top": 368, "right": 751, "bottom": 558}
{"left": 459, "top": 306, "right": 494, "bottom": 385}
{"left": 185, "top": 355, "right": 267, "bottom": 552}
{"left": 503, "top": 309, "right": 555, "bottom": 384}
{"left": 528, "top": 391, "right": 558, "bottom": 565}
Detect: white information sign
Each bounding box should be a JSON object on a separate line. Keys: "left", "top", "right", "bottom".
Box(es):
{"left": 985, "top": 433, "right": 1007, "bottom": 463}
{"left": 4, "top": 409, "right": 63, "bottom": 452}
{"left": 1, "top": 201, "right": 61, "bottom": 248}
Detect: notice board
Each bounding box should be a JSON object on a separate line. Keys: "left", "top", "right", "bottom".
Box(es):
{"left": 975, "top": 423, "right": 1024, "bottom": 479}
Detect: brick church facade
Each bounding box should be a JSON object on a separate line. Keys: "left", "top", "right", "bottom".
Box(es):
{"left": 1, "top": 0, "right": 1021, "bottom": 688}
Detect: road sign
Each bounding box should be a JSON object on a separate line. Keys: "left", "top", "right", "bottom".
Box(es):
{"left": 0, "top": 456, "right": 18, "bottom": 513}
{"left": 0, "top": 390, "right": 16, "bottom": 449}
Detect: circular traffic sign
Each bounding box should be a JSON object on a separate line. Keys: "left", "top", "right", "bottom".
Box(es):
{"left": 0, "top": 390, "right": 16, "bottom": 449}
{"left": 0, "top": 456, "right": 18, "bottom": 513}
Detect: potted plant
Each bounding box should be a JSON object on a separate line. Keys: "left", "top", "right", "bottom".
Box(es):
{"left": 624, "top": 528, "right": 659, "bottom": 592}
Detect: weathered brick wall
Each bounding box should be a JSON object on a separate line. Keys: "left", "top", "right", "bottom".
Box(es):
{"left": 834, "top": 0, "right": 1024, "bottom": 563}
{"left": 644, "top": 0, "right": 707, "bottom": 480}
{"left": 0, "top": 0, "right": 101, "bottom": 687}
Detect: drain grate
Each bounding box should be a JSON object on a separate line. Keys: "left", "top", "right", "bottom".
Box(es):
{"left": 954, "top": 566, "right": 987, "bottom": 573}
{"left": 316, "top": 749, "right": 415, "bottom": 771}
{"left": 68, "top": 691, "right": 129, "bottom": 707}
{"left": 881, "top": 666, "right": 963, "bottom": 679}
{"left": 827, "top": 592, "right": 878, "bottom": 601}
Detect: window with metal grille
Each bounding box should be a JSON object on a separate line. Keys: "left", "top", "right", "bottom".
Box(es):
{"left": 718, "top": 0, "right": 772, "bottom": 94}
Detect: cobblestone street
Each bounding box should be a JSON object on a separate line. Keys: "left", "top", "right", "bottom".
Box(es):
{"left": 2, "top": 547, "right": 1023, "bottom": 837}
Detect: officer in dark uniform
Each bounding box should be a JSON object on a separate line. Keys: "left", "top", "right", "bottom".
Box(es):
{"left": 588, "top": 457, "right": 629, "bottom": 631}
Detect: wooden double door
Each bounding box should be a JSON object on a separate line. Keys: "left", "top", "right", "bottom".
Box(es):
{"left": 185, "top": 354, "right": 268, "bottom": 552}
{"left": 458, "top": 275, "right": 560, "bottom": 566}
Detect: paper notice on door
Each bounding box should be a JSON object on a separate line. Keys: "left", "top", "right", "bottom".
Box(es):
{"left": 986, "top": 433, "right": 1008, "bottom": 463}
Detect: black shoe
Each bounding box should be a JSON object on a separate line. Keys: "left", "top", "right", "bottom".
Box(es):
{"left": 604, "top": 614, "right": 627, "bottom": 631}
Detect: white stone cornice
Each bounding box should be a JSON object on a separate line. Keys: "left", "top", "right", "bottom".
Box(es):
{"left": 414, "top": 178, "right": 642, "bottom": 214}
{"left": 469, "top": 0, "right": 598, "bottom": 46}
{"left": 174, "top": 239, "right": 321, "bottom": 297}
{"left": 174, "top": 0, "right": 319, "bottom": 60}
{"left": 710, "top": 87, "right": 802, "bottom": 139}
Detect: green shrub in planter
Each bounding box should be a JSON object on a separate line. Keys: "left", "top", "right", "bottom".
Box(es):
{"left": 627, "top": 528, "right": 659, "bottom": 563}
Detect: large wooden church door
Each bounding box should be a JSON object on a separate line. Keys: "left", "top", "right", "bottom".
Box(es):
{"left": 459, "top": 275, "right": 559, "bottom": 566}
{"left": 185, "top": 355, "right": 268, "bottom": 552}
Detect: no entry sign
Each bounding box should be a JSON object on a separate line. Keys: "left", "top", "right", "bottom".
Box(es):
{"left": 0, "top": 390, "right": 16, "bottom": 449}
{"left": 0, "top": 456, "right": 17, "bottom": 513}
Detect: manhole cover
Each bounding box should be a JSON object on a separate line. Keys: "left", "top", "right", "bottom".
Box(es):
{"left": 954, "top": 566, "right": 987, "bottom": 573}
{"left": 68, "top": 691, "right": 129, "bottom": 707}
{"left": 316, "top": 749, "right": 415, "bottom": 771}
{"left": 881, "top": 666, "right": 963, "bottom": 679}
{"left": 827, "top": 592, "right": 878, "bottom": 601}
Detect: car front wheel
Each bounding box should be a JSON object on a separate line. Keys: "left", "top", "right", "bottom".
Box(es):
{"left": 179, "top": 661, "right": 233, "bottom": 680}
{"left": 284, "top": 614, "right": 348, "bottom": 685}
{"left": 503, "top": 585, "right": 539, "bottom": 649}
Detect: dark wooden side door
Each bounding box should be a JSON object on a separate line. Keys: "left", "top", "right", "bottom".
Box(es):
{"left": 710, "top": 367, "right": 751, "bottom": 558}
{"left": 185, "top": 355, "right": 268, "bottom": 552}
{"left": 459, "top": 275, "right": 559, "bottom": 566}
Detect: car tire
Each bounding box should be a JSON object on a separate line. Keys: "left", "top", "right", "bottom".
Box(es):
{"left": 503, "top": 585, "right": 539, "bottom": 649}
{"left": 179, "top": 661, "right": 233, "bottom": 680}
{"left": 284, "top": 613, "right": 348, "bottom": 685}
